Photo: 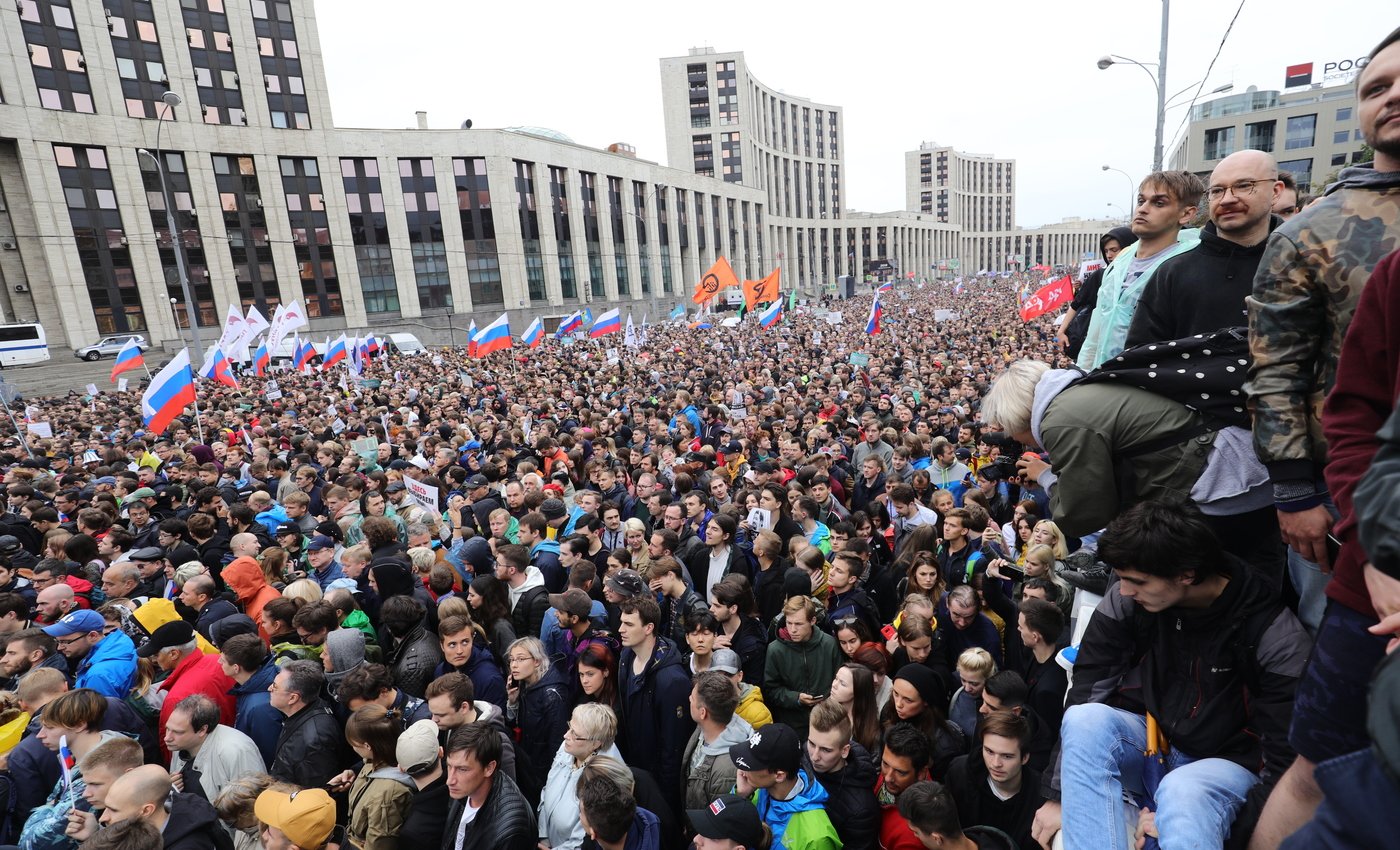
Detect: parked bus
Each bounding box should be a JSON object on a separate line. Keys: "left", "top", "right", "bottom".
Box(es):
{"left": 0, "top": 323, "right": 49, "bottom": 367}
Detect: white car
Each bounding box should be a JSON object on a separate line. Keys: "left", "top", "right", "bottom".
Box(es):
{"left": 75, "top": 334, "right": 149, "bottom": 361}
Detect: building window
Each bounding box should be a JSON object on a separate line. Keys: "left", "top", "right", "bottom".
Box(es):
{"left": 253, "top": 0, "right": 310, "bottom": 129}
{"left": 515, "top": 161, "right": 545, "bottom": 303}
{"left": 106, "top": 1, "right": 174, "bottom": 120}
{"left": 399, "top": 158, "right": 451, "bottom": 309}
{"left": 341, "top": 157, "right": 398, "bottom": 313}
{"left": 1278, "top": 158, "right": 1313, "bottom": 190}
{"left": 608, "top": 176, "right": 628, "bottom": 296}
{"left": 453, "top": 157, "right": 500, "bottom": 307}
{"left": 1284, "top": 114, "right": 1316, "bottom": 150}
{"left": 22, "top": 0, "right": 94, "bottom": 113}
{"left": 1333, "top": 130, "right": 1350, "bottom": 144}
{"left": 1203, "top": 126, "right": 1236, "bottom": 160}
{"left": 549, "top": 165, "right": 576, "bottom": 300}
{"left": 1335, "top": 106, "right": 1352, "bottom": 122}
{"left": 1244, "top": 120, "right": 1275, "bottom": 153}
{"left": 1331, "top": 153, "right": 1347, "bottom": 166}
{"left": 633, "top": 181, "right": 650, "bottom": 295}
{"left": 212, "top": 153, "right": 281, "bottom": 312}
{"left": 138, "top": 149, "right": 217, "bottom": 327}
{"left": 54, "top": 144, "right": 146, "bottom": 333}
{"left": 183, "top": 0, "right": 246, "bottom": 125}
{"left": 280, "top": 157, "right": 342, "bottom": 317}
{"left": 579, "top": 171, "right": 604, "bottom": 298}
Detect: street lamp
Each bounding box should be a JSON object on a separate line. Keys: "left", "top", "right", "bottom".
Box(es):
{"left": 1102, "top": 165, "right": 1137, "bottom": 214}
{"left": 138, "top": 90, "right": 203, "bottom": 356}
{"left": 1096, "top": 0, "right": 1171, "bottom": 170}
{"left": 1107, "top": 203, "right": 1129, "bottom": 223}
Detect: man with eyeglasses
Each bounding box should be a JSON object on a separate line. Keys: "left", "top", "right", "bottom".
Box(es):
{"left": 1127, "top": 150, "right": 1284, "bottom": 349}
{"left": 43, "top": 609, "right": 137, "bottom": 699}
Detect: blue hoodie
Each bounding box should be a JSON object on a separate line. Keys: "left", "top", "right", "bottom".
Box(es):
{"left": 229, "top": 657, "right": 284, "bottom": 766}
{"left": 433, "top": 643, "right": 508, "bottom": 713}
{"left": 74, "top": 631, "right": 136, "bottom": 699}
{"left": 255, "top": 503, "right": 292, "bottom": 537}
{"left": 530, "top": 538, "right": 565, "bottom": 593}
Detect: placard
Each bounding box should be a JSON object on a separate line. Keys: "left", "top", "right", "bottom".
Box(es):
{"left": 825, "top": 312, "right": 843, "bottom": 326}
{"left": 352, "top": 437, "right": 378, "bottom": 462}
{"left": 746, "top": 507, "right": 773, "bottom": 531}
{"left": 605, "top": 348, "right": 620, "bottom": 365}
{"left": 117, "top": 378, "right": 129, "bottom": 393}
{"left": 404, "top": 475, "right": 441, "bottom": 516}
{"left": 25, "top": 422, "right": 52, "bottom": 438}
{"left": 849, "top": 352, "right": 870, "bottom": 367}
{"left": 331, "top": 418, "right": 347, "bottom": 434}
{"left": 85, "top": 384, "right": 99, "bottom": 396}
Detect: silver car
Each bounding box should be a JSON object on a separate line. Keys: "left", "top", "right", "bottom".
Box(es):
{"left": 75, "top": 334, "right": 148, "bottom": 361}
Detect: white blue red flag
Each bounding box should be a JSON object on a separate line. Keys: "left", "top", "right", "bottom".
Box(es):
{"left": 141, "top": 350, "right": 196, "bottom": 436}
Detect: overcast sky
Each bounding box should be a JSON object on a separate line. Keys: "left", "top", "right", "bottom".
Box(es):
{"left": 313, "top": 0, "right": 1374, "bottom": 228}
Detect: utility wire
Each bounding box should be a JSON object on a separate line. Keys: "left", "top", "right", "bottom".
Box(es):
{"left": 1168, "top": 0, "right": 1249, "bottom": 152}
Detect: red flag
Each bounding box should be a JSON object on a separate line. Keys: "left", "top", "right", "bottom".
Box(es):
{"left": 1019, "top": 275, "right": 1074, "bottom": 322}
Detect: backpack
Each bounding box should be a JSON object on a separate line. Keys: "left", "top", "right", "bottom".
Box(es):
{"left": 1075, "top": 326, "right": 1252, "bottom": 428}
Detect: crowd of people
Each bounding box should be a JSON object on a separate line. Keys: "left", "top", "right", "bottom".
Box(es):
{"left": 0, "top": 26, "right": 1392, "bottom": 850}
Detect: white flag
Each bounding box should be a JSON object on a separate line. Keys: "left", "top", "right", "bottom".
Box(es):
{"left": 624, "top": 313, "right": 639, "bottom": 350}
{"left": 217, "top": 305, "right": 246, "bottom": 354}
{"left": 265, "top": 303, "right": 288, "bottom": 354}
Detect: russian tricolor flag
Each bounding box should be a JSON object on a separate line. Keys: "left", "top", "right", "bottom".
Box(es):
{"left": 689, "top": 320, "right": 713, "bottom": 330}
{"left": 141, "top": 350, "right": 196, "bottom": 436}
{"left": 322, "top": 334, "right": 348, "bottom": 370}
{"left": 200, "top": 345, "right": 239, "bottom": 388}
{"left": 866, "top": 296, "right": 883, "bottom": 335}
{"left": 758, "top": 300, "right": 783, "bottom": 329}
{"left": 110, "top": 338, "right": 144, "bottom": 382}
{"left": 253, "top": 339, "right": 270, "bottom": 377}
{"left": 365, "top": 336, "right": 381, "bottom": 358}
{"left": 467, "top": 320, "right": 479, "bottom": 357}
{"left": 293, "top": 336, "right": 315, "bottom": 371}
{"left": 877, "top": 281, "right": 894, "bottom": 294}
{"left": 522, "top": 317, "right": 545, "bottom": 349}
{"left": 556, "top": 311, "right": 583, "bottom": 338}
{"left": 476, "top": 313, "right": 513, "bottom": 356}
{"left": 590, "top": 308, "right": 621, "bottom": 338}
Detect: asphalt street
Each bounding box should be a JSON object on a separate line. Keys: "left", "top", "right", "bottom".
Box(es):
{"left": 0, "top": 354, "right": 138, "bottom": 399}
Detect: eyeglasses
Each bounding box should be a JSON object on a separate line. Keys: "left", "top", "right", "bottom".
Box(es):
{"left": 56, "top": 634, "right": 88, "bottom": 649}
{"left": 1206, "top": 178, "right": 1276, "bottom": 201}
{"left": 563, "top": 727, "right": 597, "bottom": 742}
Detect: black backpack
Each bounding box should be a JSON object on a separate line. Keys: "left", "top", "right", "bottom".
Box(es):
{"left": 1076, "top": 327, "right": 1252, "bottom": 428}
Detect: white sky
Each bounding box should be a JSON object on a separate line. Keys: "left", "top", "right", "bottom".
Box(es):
{"left": 312, "top": 0, "right": 1375, "bottom": 227}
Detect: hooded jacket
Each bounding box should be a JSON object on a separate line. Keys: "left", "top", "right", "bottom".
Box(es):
{"left": 346, "top": 764, "right": 415, "bottom": 850}
{"left": 507, "top": 663, "right": 571, "bottom": 806}
{"left": 528, "top": 539, "right": 565, "bottom": 594}
{"left": 735, "top": 682, "right": 772, "bottom": 729}
{"left": 1066, "top": 226, "right": 1138, "bottom": 359}
{"left": 221, "top": 557, "right": 281, "bottom": 641}
{"left": 1077, "top": 226, "right": 1202, "bottom": 370}
{"left": 752, "top": 770, "right": 841, "bottom": 850}
{"left": 74, "top": 629, "right": 137, "bottom": 699}
{"left": 1126, "top": 217, "right": 1281, "bottom": 348}
{"left": 1247, "top": 163, "right": 1400, "bottom": 496}
{"left": 682, "top": 713, "right": 754, "bottom": 810}
{"left": 440, "top": 771, "right": 536, "bottom": 850}
{"left": 1058, "top": 556, "right": 1310, "bottom": 813}
{"left": 617, "top": 637, "right": 695, "bottom": 815}
{"left": 158, "top": 649, "right": 237, "bottom": 759}
{"left": 763, "top": 628, "right": 842, "bottom": 737}
{"left": 434, "top": 640, "right": 509, "bottom": 713}
{"left": 163, "top": 789, "right": 236, "bottom": 850}
{"left": 537, "top": 741, "right": 625, "bottom": 850}
{"left": 227, "top": 656, "right": 282, "bottom": 767}
{"left": 803, "top": 741, "right": 881, "bottom": 850}
{"left": 193, "top": 597, "right": 239, "bottom": 642}
{"left": 507, "top": 566, "right": 550, "bottom": 638}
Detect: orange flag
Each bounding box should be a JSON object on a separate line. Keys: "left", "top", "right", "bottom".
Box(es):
{"left": 743, "top": 267, "right": 781, "bottom": 310}
{"left": 693, "top": 256, "right": 740, "bottom": 304}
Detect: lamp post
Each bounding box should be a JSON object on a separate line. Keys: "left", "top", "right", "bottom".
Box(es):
{"left": 1107, "top": 203, "right": 1130, "bottom": 224}
{"left": 1096, "top": 0, "right": 1170, "bottom": 171}
{"left": 138, "top": 90, "right": 202, "bottom": 356}
{"left": 1102, "top": 165, "right": 1137, "bottom": 214}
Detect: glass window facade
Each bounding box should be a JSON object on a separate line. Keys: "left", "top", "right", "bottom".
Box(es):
{"left": 182, "top": 0, "right": 245, "bottom": 125}
{"left": 399, "top": 158, "right": 451, "bottom": 310}
{"left": 280, "top": 157, "right": 341, "bottom": 316}
{"left": 548, "top": 166, "right": 576, "bottom": 300}
{"left": 252, "top": 0, "right": 310, "bottom": 129}
{"left": 212, "top": 153, "right": 281, "bottom": 312}
{"left": 515, "top": 160, "right": 545, "bottom": 304}
{"left": 341, "top": 157, "right": 398, "bottom": 314}
{"left": 454, "top": 157, "right": 501, "bottom": 307}
{"left": 138, "top": 149, "right": 216, "bottom": 327}
{"left": 1285, "top": 114, "right": 1317, "bottom": 150}
{"left": 21, "top": 0, "right": 94, "bottom": 113}
{"left": 54, "top": 144, "right": 146, "bottom": 332}
{"left": 106, "top": 1, "right": 172, "bottom": 119}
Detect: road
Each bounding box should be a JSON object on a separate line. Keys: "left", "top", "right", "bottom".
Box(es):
{"left": 0, "top": 355, "right": 137, "bottom": 399}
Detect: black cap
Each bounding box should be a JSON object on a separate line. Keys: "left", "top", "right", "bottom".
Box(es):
{"left": 137, "top": 620, "right": 196, "bottom": 657}
{"left": 465, "top": 474, "right": 490, "bottom": 490}
{"left": 728, "top": 723, "right": 800, "bottom": 775}
{"left": 276, "top": 522, "right": 301, "bottom": 537}
{"left": 686, "top": 795, "right": 765, "bottom": 848}
{"left": 129, "top": 546, "right": 165, "bottom": 562}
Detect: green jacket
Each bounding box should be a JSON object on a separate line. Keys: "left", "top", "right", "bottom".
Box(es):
{"left": 1077, "top": 228, "right": 1200, "bottom": 370}
{"left": 762, "top": 630, "right": 842, "bottom": 736}
{"left": 341, "top": 608, "right": 378, "bottom": 644}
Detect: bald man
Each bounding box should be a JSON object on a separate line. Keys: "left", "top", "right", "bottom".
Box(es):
{"left": 34, "top": 584, "right": 76, "bottom": 625}
{"left": 98, "top": 764, "right": 232, "bottom": 850}
{"left": 1127, "top": 149, "right": 1285, "bottom": 347}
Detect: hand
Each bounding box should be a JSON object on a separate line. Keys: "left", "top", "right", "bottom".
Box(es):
{"left": 1032, "top": 801, "right": 1062, "bottom": 850}
{"left": 1277, "top": 505, "right": 1334, "bottom": 571}
{"left": 326, "top": 769, "right": 355, "bottom": 792}
{"left": 1364, "top": 563, "right": 1400, "bottom": 654}
{"left": 65, "top": 810, "right": 98, "bottom": 842}
{"left": 735, "top": 770, "right": 755, "bottom": 797}
{"left": 1056, "top": 330, "right": 1071, "bottom": 350}
{"left": 987, "top": 560, "right": 1006, "bottom": 581}
{"left": 712, "top": 633, "right": 732, "bottom": 649}
{"left": 1017, "top": 455, "right": 1050, "bottom": 482}
{"left": 170, "top": 771, "right": 184, "bottom": 791}
{"left": 799, "top": 693, "right": 823, "bottom": 706}
{"left": 1134, "top": 807, "right": 1158, "bottom": 850}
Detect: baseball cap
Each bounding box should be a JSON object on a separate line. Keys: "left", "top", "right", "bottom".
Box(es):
{"left": 409, "top": 455, "right": 431, "bottom": 471}
{"left": 94, "top": 476, "right": 117, "bottom": 486}
{"left": 137, "top": 620, "right": 195, "bottom": 657}
{"left": 41, "top": 609, "right": 105, "bottom": 638}
{"left": 709, "top": 648, "right": 741, "bottom": 675}
{"left": 548, "top": 588, "right": 593, "bottom": 619}
{"left": 254, "top": 788, "right": 336, "bottom": 850}
{"left": 687, "top": 795, "right": 765, "bottom": 848}
{"left": 127, "top": 487, "right": 157, "bottom": 500}
{"left": 604, "top": 568, "right": 645, "bottom": 599}
{"left": 728, "top": 724, "right": 800, "bottom": 775}
{"left": 129, "top": 546, "right": 165, "bottom": 562}
{"left": 465, "top": 474, "right": 490, "bottom": 489}
{"left": 276, "top": 522, "right": 301, "bottom": 538}
{"left": 306, "top": 535, "right": 336, "bottom": 552}
{"left": 397, "top": 719, "right": 442, "bottom": 775}
{"left": 386, "top": 481, "right": 407, "bottom": 493}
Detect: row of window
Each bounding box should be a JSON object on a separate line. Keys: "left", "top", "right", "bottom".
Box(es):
{"left": 1203, "top": 108, "right": 1361, "bottom": 161}
{"left": 16, "top": 0, "right": 309, "bottom": 129}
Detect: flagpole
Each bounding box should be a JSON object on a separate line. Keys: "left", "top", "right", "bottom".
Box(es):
{"left": 191, "top": 383, "right": 206, "bottom": 444}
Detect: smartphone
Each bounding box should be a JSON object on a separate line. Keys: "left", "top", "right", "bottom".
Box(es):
{"left": 1326, "top": 533, "right": 1343, "bottom": 565}
{"left": 881, "top": 624, "right": 897, "bottom": 641}
{"left": 1000, "top": 561, "right": 1025, "bottom": 575}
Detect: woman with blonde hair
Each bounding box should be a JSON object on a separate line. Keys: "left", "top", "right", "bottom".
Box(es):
{"left": 504, "top": 636, "right": 571, "bottom": 807}
{"left": 1031, "top": 519, "right": 1070, "bottom": 560}
{"left": 623, "top": 518, "right": 650, "bottom": 575}
{"left": 281, "top": 578, "right": 323, "bottom": 606}
{"left": 538, "top": 703, "right": 623, "bottom": 850}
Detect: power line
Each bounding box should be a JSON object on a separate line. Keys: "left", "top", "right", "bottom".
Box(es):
{"left": 1168, "top": 0, "right": 1249, "bottom": 154}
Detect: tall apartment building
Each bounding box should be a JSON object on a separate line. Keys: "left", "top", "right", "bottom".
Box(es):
{"left": 905, "top": 143, "right": 1015, "bottom": 232}
{"left": 1167, "top": 82, "right": 1366, "bottom": 190}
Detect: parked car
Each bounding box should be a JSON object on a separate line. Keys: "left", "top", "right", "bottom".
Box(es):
{"left": 75, "top": 334, "right": 148, "bottom": 361}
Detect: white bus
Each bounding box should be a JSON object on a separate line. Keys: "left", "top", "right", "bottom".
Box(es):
{"left": 0, "top": 323, "right": 49, "bottom": 367}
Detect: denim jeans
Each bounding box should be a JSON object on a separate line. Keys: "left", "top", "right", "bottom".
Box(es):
{"left": 1060, "top": 703, "right": 1259, "bottom": 850}
{"left": 1287, "top": 547, "right": 1328, "bottom": 634}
